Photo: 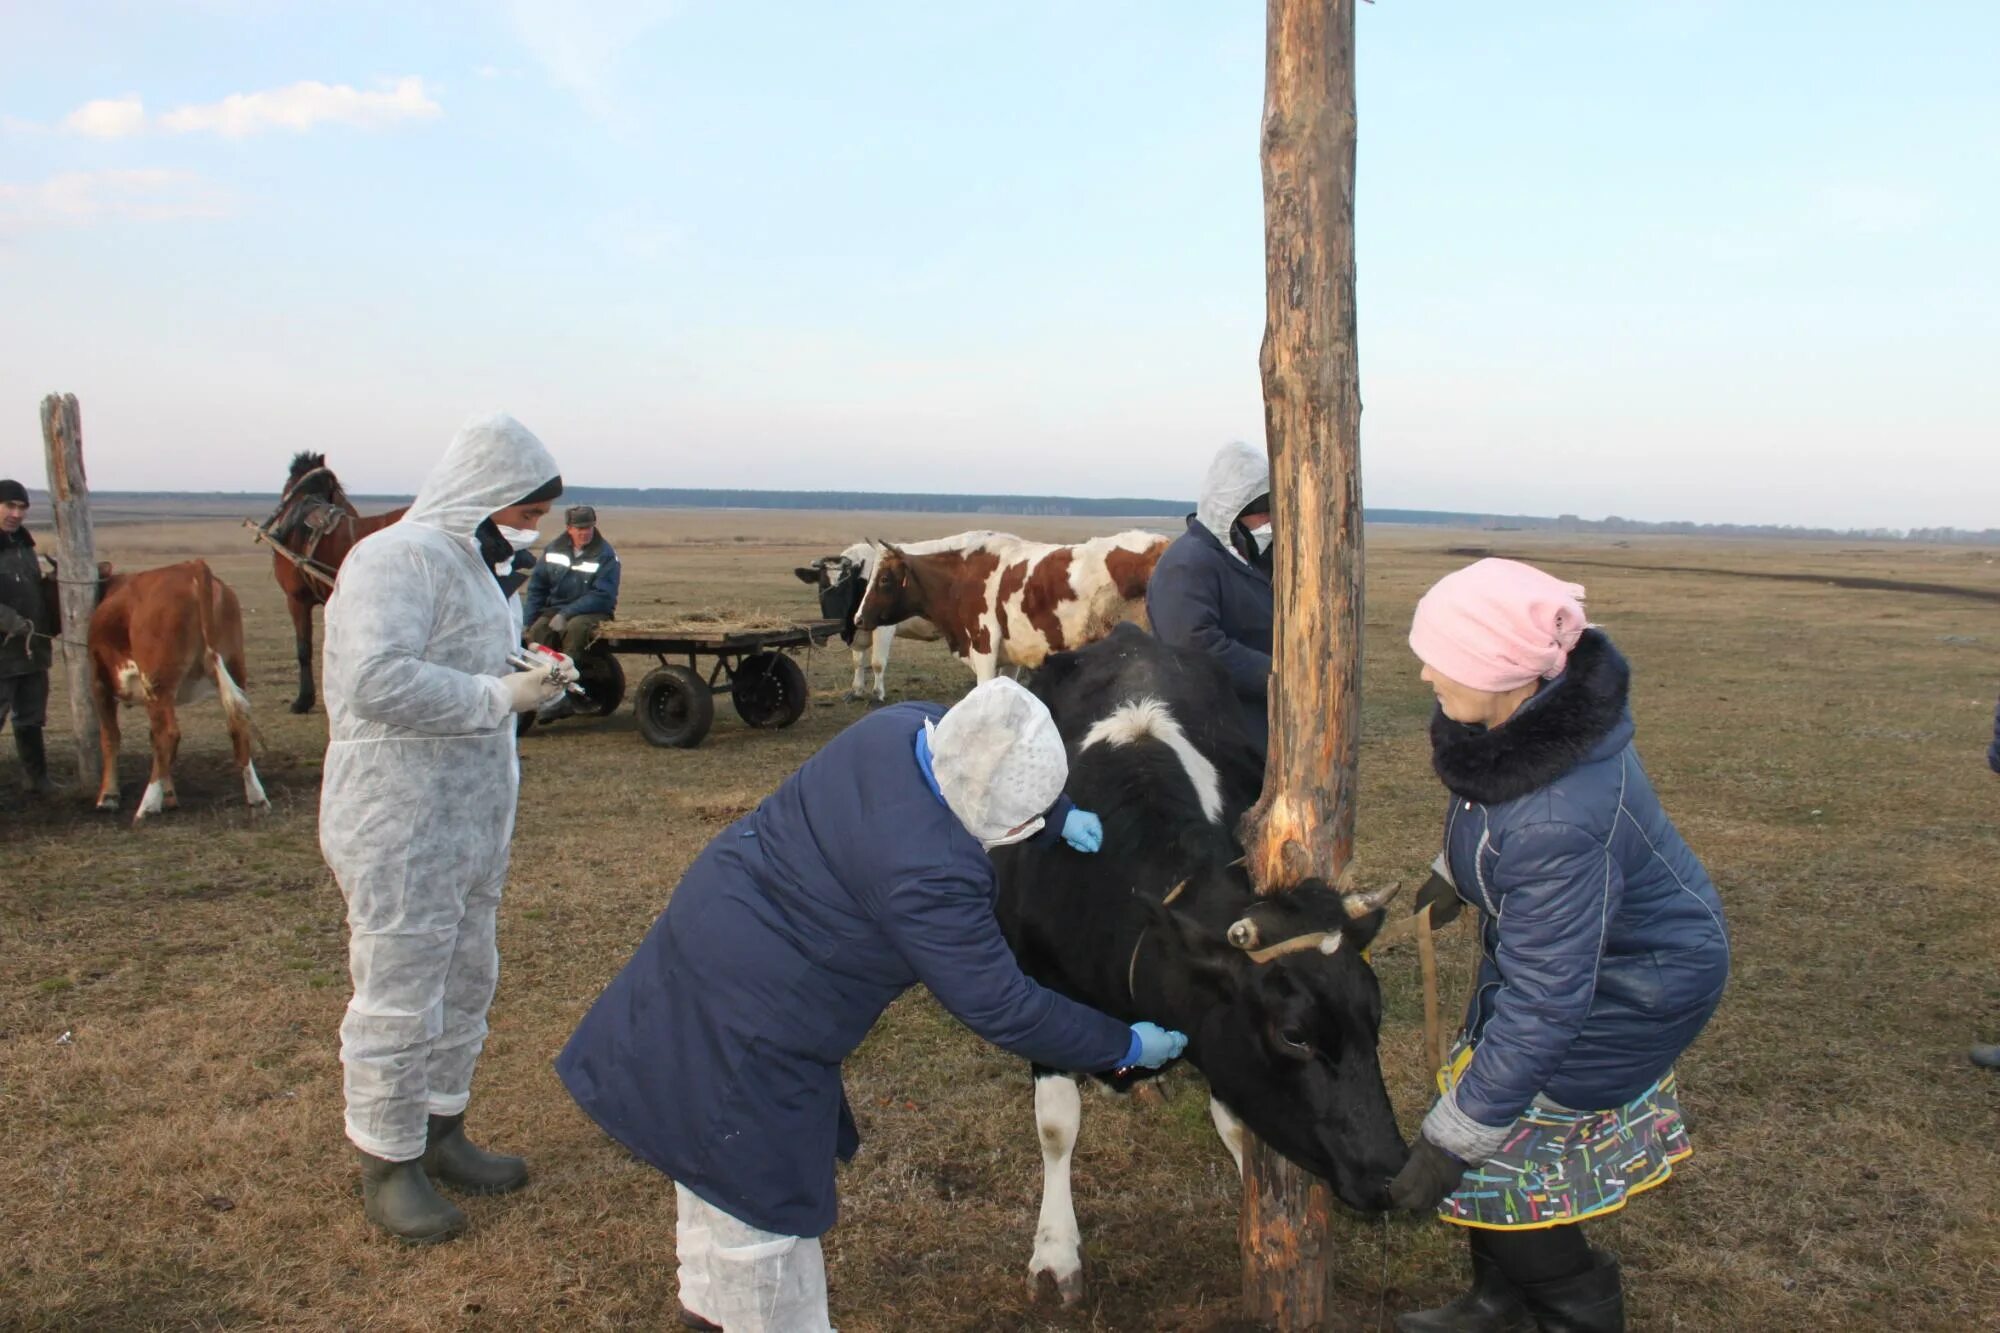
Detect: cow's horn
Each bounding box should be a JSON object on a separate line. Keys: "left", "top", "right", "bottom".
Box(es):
{"left": 1342, "top": 879, "right": 1401, "bottom": 918}
{"left": 1227, "top": 918, "right": 1260, "bottom": 950}
{"left": 1161, "top": 879, "right": 1190, "bottom": 906}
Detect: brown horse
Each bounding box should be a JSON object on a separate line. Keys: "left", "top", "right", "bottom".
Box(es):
{"left": 260, "top": 452, "right": 406, "bottom": 713}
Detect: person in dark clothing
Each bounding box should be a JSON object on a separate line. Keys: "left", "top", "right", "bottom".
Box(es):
{"left": 557, "top": 679, "right": 1185, "bottom": 1331}
{"left": 0, "top": 479, "right": 55, "bottom": 795}
{"left": 521, "top": 505, "right": 619, "bottom": 722}
{"left": 523, "top": 504, "right": 619, "bottom": 656}
{"left": 1973, "top": 697, "right": 2000, "bottom": 1070}
{"left": 1388, "top": 558, "right": 1730, "bottom": 1333}
{"left": 1146, "top": 442, "right": 1274, "bottom": 757}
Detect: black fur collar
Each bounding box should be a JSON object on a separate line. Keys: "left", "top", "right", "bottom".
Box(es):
{"left": 1429, "top": 630, "right": 1630, "bottom": 805}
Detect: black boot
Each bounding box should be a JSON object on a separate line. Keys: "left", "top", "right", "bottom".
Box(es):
{"left": 1396, "top": 1249, "right": 1532, "bottom": 1332}
{"left": 15, "top": 726, "right": 54, "bottom": 796}
{"left": 1517, "top": 1249, "right": 1624, "bottom": 1333}
{"left": 359, "top": 1151, "right": 466, "bottom": 1245}
{"left": 423, "top": 1113, "right": 529, "bottom": 1195}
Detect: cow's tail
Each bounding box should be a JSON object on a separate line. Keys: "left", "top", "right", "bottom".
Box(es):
{"left": 192, "top": 562, "right": 258, "bottom": 742}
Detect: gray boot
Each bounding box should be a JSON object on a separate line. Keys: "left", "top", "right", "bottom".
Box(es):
{"left": 15, "top": 726, "right": 54, "bottom": 796}
{"left": 1396, "top": 1250, "right": 1532, "bottom": 1332}
{"left": 359, "top": 1151, "right": 466, "bottom": 1245}
{"left": 423, "top": 1113, "right": 528, "bottom": 1195}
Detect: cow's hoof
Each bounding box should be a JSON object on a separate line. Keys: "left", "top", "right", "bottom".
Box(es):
{"left": 842, "top": 691, "right": 862, "bottom": 703}
{"left": 289, "top": 698, "right": 314, "bottom": 715}
{"left": 1027, "top": 1263, "right": 1084, "bottom": 1307}
{"left": 95, "top": 796, "right": 120, "bottom": 814}
{"left": 247, "top": 800, "right": 272, "bottom": 818}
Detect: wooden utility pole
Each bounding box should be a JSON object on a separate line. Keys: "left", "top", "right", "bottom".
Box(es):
{"left": 1237, "top": 0, "right": 1361, "bottom": 1326}
{"left": 39, "top": 393, "right": 101, "bottom": 785}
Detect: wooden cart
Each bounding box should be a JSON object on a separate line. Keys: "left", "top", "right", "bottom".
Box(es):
{"left": 547, "top": 619, "right": 842, "bottom": 749}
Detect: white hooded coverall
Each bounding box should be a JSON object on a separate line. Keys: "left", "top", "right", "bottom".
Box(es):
{"left": 321, "top": 413, "right": 559, "bottom": 1161}
{"left": 1195, "top": 440, "right": 1271, "bottom": 561}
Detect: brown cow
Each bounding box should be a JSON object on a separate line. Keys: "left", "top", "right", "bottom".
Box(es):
{"left": 89, "top": 559, "right": 267, "bottom": 822}
{"left": 261, "top": 452, "right": 407, "bottom": 715}
{"left": 857, "top": 530, "right": 1168, "bottom": 682}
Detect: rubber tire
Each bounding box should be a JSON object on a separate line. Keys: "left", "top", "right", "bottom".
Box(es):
{"left": 573, "top": 644, "right": 627, "bottom": 717}
{"left": 732, "top": 653, "right": 809, "bottom": 729}
{"left": 635, "top": 665, "right": 715, "bottom": 748}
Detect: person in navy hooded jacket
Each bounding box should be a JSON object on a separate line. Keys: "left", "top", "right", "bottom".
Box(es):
{"left": 557, "top": 678, "right": 1186, "bottom": 1332}
{"left": 1387, "top": 559, "right": 1729, "bottom": 1333}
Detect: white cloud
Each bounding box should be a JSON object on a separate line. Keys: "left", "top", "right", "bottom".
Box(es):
{"left": 158, "top": 76, "right": 440, "bottom": 138}
{"left": 0, "top": 169, "right": 233, "bottom": 230}
{"left": 508, "top": 0, "right": 677, "bottom": 119}
{"left": 64, "top": 95, "right": 147, "bottom": 139}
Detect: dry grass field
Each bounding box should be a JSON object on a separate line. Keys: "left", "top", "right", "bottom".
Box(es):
{"left": 3, "top": 509, "right": 1998, "bottom": 1331}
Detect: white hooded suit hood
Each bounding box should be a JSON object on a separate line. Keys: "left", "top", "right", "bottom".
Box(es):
{"left": 405, "top": 412, "right": 561, "bottom": 542}
{"left": 1195, "top": 441, "right": 1271, "bottom": 561}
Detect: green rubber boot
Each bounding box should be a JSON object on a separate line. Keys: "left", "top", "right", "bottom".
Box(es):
{"left": 359, "top": 1151, "right": 466, "bottom": 1245}
{"left": 423, "top": 1113, "right": 529, "bottom": 1195}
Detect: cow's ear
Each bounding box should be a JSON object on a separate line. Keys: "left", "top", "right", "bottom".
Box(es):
{"left": 1343, "top": 907, "right": 1387, "bottom": 951}
{"left": 793, "top": 566, "right": 819, "bottom": 584}
{"left": 1139, "top": 895, "right": 1242, "bottom": 992}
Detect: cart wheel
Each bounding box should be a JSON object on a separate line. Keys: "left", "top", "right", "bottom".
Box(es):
{"left": 573, "top": 644, "right": 627, "bottom": 717}
{"left": 733, "top": 652, "right": 810, "bottom": 729}
{"left": 636, "top": 665, "right": 714, "bottom": 748}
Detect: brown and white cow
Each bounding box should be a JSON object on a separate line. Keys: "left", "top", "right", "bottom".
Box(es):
{"left": 88, "top": 559, "right": 268, "bottom": 822}
{"left": 856, "top": 530, "right": 1167, "bottom": 682}
{"left": 793, "top": 532, "right": 1009, "bottom": 701}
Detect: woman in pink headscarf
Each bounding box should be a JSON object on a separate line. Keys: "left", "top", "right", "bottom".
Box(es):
{"left": 1388, "top": 559, "right": 1730, "bottom": 1333}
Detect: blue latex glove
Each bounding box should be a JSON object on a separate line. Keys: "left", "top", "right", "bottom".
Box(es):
{"left": 1061, "top": 808, "right": 1103, "bottom": 854}
{"left": 1122, "top": 1022, "right": 1189, "bottom": 1070}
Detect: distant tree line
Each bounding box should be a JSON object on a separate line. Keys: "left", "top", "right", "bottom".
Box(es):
{"left": 20, "top": 486, "right": 1999, "bottom": 545}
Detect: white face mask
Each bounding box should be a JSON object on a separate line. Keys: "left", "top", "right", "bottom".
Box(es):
{"left": 1248, "top": 522, "right": 1273, "bottom": 555}
{"left": 498, "top": 524, "right": 542, "bottom": 552}
{"left": 980, "top": 816, "right": 1045, "bottom": 851}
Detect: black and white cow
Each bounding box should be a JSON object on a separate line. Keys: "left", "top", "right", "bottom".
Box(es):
{"left": 994, "top": 623, "right": 1408, "bottom": 1303}
{"left": 793, "top": 533, "right": 1006, "bottom": 701}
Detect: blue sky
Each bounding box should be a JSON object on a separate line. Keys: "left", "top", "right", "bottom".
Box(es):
{"left": 2, "top": 2, "right": 1994, "bottom": 528}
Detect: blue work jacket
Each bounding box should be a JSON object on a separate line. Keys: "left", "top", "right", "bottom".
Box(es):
{"left": 1145, "top": 516, "right": 1273, "bottom": 755}
{"left": 1434, "top": 632, "right": 1730, "bottom": 1128}
{"left": 555, "top": 703, "right": 1132, "bottom": 1237}
{"left": 522, "top": 531, "right": 620, "bottom": 623}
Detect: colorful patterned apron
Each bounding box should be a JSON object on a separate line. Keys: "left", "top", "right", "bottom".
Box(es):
{"left": 1434, "top": 1042, "right": 1693, "bottom": 1230}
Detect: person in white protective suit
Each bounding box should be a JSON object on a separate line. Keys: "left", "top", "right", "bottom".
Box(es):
{"left": 320, "top": 411, "right": 575, "bottom": 1244}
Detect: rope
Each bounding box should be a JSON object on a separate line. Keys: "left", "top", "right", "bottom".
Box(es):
{"left": 1377, "top": 1212, "right": 1391, "bottom": 1330}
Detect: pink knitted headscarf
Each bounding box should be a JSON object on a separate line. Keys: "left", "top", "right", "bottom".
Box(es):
{"left": 1408, "top": 558, "right": 1589, "bottom": 693}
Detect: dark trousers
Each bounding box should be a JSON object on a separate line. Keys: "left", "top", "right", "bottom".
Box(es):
{"left": 0, "top": 670, "right": 49, "bottom": 732}
{"left": 1470, "top": 1222, "right": 1594, "bottom": 1286}
{"left": 526, "top": 613, "right": 608, "bottom": 660}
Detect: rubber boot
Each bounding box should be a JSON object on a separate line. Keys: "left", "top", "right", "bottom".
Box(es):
{"left": 1395, "top": 1249, "right": 1532, "bottom": 1332}
{"left": 1516, "top": 1249, "right": 1625, "bottom": 1333}
{"left": 359, "top": 1151, "right": 467, "bottom": 1245}
{"left": 423, "top": 1113, "right": 529, "bottom": 1195}
{"left": 15, "top": 726, "right": 54, "bottom": 796}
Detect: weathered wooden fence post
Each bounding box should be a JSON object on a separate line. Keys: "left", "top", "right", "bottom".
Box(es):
{"left": 39, "top": 393, "right": 101, "bottom": 786}
{"left": 1237, "top": 0, "right": 1362, "bottom": 1325}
